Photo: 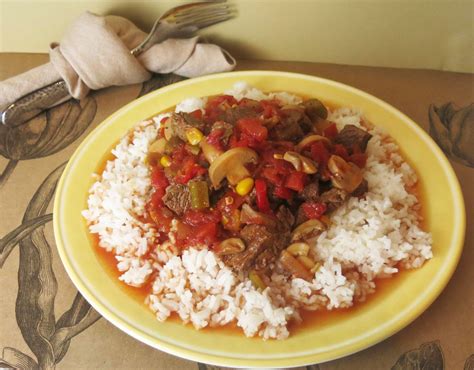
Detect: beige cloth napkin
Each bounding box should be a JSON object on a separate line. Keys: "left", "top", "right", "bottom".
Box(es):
{"left": 0, "top": 11, "right": 236, "bottom": 110}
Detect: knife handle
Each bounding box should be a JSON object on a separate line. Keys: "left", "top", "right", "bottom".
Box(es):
{"left": 1, "top": 80, "right": 70, "bottom": 127}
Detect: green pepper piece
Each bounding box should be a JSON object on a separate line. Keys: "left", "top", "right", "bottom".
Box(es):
{"left": 188, "top": 180, "right": 210, "bottom": 209}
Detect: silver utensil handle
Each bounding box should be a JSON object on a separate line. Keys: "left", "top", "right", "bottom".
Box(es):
{"left": 1, "top": 80, "right": 70, "bottom": 127}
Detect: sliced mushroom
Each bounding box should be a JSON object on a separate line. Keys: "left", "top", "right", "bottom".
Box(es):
{"left": 296, "top": 135, "right": 331, "bottom": 151}
{"left": 327, "top": 155, "right": 363, "bottom": 193}
{"left": 240, "top": 204, "right": 277, "bottom": 228}
{"left": 200, "top": 139, "right": 223, "bottom": 164}
{"left": 279, "top": 250, "right": 313, "bottom": 281}
{"left": 208, "top": 147, "right": 258, "bottom": 187}
{"left": 283, "top": 151, "right": 318, "bottom": 174}
{"left": 291, "top": 219, "right": 326, "bottom": 242}
{"left": 286, "top": 242, "right": 310, "bottom": 257}
{"left": 214, "top": 238, "right": 246, "bottom": 256}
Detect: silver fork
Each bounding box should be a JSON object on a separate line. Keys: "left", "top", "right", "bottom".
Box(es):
{"left": 2, "top": 1, "right": 235, "bottom": 127}
{"left": 132, "top": 1, "right": 234, "bottom": 56}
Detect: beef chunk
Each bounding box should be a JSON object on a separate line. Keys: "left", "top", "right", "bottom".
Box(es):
{"left": 319, "top": 188, "right": 348, "bottom": 212}
{"left": 298, "top": 182, "right": 320, "bottom": 202}
{"left": 221, "top": 106, "right": 259, "bottom": 125}
{"left": 254, "top": 249, "right": 276, "bottom": 271}
{"left": 351, "top": 178, "right": 368, "bottom": 197}
{"left": 334, "top": 124, "right": 372, "bottom": 152}
{"left": 162, "top": 184, "right": 191, "bottom": 216}
{"left": 274, "top": 205, "right": 294, "bottom": 251}
{"left": 271, "top": 119, "right": 304, "bottom": 141}
{"left": 222, "top": 225, "right": 274, "bottom": 272}
{"left": 166, "top": 112, "right": 207, "bottom": 141}
{"left": 222, "top": 208, "right": 293, "bottom": 272}
{"left": 295, "top": 205, "right": 309, "bottom": 226}
{"left": 271, "top": 109, "right": 307, "bottom": 141}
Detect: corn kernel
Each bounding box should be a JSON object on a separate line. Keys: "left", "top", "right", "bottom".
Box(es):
{"left": 235, "top": 177, "right": 254, "bottom": 196}
{"left": 185, "top": 128, "right": 204, "bottom": 145}
{"left": 160, "top": 155, "right": 172, "bottom": 167}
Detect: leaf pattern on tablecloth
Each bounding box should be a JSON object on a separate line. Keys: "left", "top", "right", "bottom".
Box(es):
{"left": 429, "top": 102, "right": 474, "bottom": 167}
{"left": 391, "top": 340, "right": 444, "bottom": 370}
{"left": 0, "top": 97, "right": 96, "bottom": 188}
{"left": 465, "top": 354, "right": 474, "bottom": 370}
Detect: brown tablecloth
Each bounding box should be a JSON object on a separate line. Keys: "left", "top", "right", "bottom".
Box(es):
{"left": 0, "top": 53, "right": 473, "bottom": 370}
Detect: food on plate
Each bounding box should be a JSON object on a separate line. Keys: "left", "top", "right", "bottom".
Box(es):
{"left": 82, "top": 83, "right": 432, "bottom": 339}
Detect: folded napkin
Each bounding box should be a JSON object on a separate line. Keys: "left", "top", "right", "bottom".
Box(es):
{"left": 0, "top": 11, "right": 236, "bottom": 110}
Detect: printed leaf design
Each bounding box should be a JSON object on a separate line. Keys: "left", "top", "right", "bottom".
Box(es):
{"left": 429, "top": 102, "right": 474, "bottom": 167}
{"left": 0, "top": 96, "right": 96, "bottom": 188}
{"left": 1, "top": 347, "right": 38, "bottom": 370}
{"left": 0, "top": 159, "right": 18, "bottom": 188}
{"left": 138, "top": 73, "right": 185, "bottom": 98}
{"left": 391, "top": 340, "right": 444, "bottom": 370}
{"left": 465, "top": 354, "right": 474, "bottom": 370}
{"left": 15, "top": 163, "right": 66, "bottom": 369}
{"left": 0, "top": 213, "right": 52, "bottom": 268}
{"left": 52, "top": 293, "right": 101, "bottom": 363}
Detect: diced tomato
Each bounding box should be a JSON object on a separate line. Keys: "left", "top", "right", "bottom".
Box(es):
{"left": 207, "top": 95, "right": 238, "bottom": 108}
{"left": 204, "top": 95, "right": 238, "bottom": 122}
{"left": 323, "top": 123, "right": 338, "bottom": 139}
{"left": 160, "top": 116, "right": 169, "bottom": 125}
{"left": 150, "top": 166, "right": 169, "bottom": 204}
{"left": 182, "top": 209, "right": 221, "bottom": 227}
{"left": 228, "top": 134, "right": 252, "bottom": 149}
{"left": 261, "top": 167, "right": 284, "bottom": 186}
{"left": 190, "top": 109, "right": 203, "bottom": 119}
{"left": 260, "top": 100, "right": 280, "bottom": 119}
{"left": 273, "top": 186, "right": 293, "bottom": 200}
{"left": 301, "top": 202, "right": 327, "bottom": 219}
{"left": 149, "top": 190, "right": 163, "bottom": 209}
{"left": 176, "top": 209, "right": 221, "bottom": 247}
{"left": 237, "top": 118, "right": 268, "bottom": 142}
{"left": 285, "top": 171, "right": 307, "bottom": 192}
{"left": 310, "top": 141, "right": 330, "bottom": 167}
{"left": 333, "top": 144, "right": 350, "bottom": 161}
{"left": 217, "top": 191, "right": 246, "bottom": 213}
{"left": 151, "top": 166, "right": 168, "bottom": 188}
{"left": 205, "top": 95, "right": 237, "bottom": 116}
{"left": 148, "top": 205, "right": 174, "bottom": 233}
{"left": 350, "top": 153, "right": 367, "bottom": 168}
{"left": 206, "top": 128, "right": 225, "bottom": 146}
{"left": 174, "top": 157, "right": 207, "bottom": 184}
{"left": 175, "top": 221, "right": 193, "bottom": 245}
{"left": 255, "top": 179, "right": 271, "bottom": 213}
{"left": 194, "top": 222, "right": 218, "bottom": 244}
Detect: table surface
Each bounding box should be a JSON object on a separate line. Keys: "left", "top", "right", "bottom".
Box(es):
{"left": 0, "top": 53, "right": 473, "bottom": 370}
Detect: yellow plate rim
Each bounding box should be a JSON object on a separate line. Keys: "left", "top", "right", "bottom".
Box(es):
{"left": 53, "top": 70, "right": 465, "bottom": 368}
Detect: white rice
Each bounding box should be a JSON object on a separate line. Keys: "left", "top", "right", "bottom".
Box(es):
{"left": 82, "top": 82, "right": 432, "bottom": 339}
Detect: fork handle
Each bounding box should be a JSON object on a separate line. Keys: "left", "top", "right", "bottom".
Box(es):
{"left": 1, "top": 80, "right": 70, "bottom": 127}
